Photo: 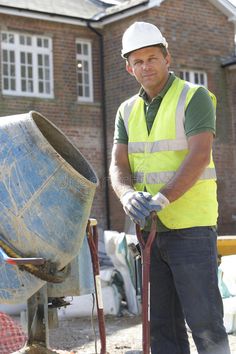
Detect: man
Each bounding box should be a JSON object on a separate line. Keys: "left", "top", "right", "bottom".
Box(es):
{"left": 109, "top": 21, "right": 231, "bottom": 354}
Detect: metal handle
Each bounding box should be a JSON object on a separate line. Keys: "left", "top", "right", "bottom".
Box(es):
{"left": 0, "top": 247, "right": 46, "bottom": 266}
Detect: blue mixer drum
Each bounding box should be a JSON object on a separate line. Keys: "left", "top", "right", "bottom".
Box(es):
{"left": 0, "top": 111, "right": 98, "bottom": 303}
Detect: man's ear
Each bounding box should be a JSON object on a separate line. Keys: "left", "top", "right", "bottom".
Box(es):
{"left": 126, "top": 62, "right": 134, "bottom": 76}
{"left": 165, "top": 52, "right": 171, "bottom": 69}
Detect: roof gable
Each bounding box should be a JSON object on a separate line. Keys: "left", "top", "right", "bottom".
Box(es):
{"left": 0, "top": 0, "right": 107, "bottom": 20}
{"left": 0, "top": 0, "right": 235, "bottom": 23}
{"left": 208, "top": 0, "right": 236, "bottom": 21}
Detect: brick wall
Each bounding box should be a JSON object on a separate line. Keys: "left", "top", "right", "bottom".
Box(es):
{"left": 217, "top": 65, "right": 236, "bottom": 234}
{"left": 0, "top": 13, "right": 107, "bottom": 229}
{"left": 104, "top": 0, "right": 236, "bottom": 234}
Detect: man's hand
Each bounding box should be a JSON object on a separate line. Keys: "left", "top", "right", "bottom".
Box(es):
{"left": 148, "top": 192, "right": 170, "bottom": 212}
{"left": 120, "top": 190, "right": 152, "bottom": 228}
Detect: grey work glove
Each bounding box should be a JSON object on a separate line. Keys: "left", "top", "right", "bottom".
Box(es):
{"left": 148, "top": 192, "right": 170, "bottom": 212}
{"left": 120, "top": 190, "right": 152, "bottom": 228}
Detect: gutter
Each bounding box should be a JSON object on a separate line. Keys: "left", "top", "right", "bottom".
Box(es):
{"left": 0, "top": 1, "right": 149, "bottom": 26}
{"left": 221, "top": 56, "right": 236, "bottom": 67}
{"left": 87, "top": 22, "right": 111, "bottom": 230}
{"left": 0, "top": 4, "right": 99, "bottom": 26}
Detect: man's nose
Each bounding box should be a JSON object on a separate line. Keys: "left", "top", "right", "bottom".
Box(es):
{"left": 142, "top": 61, "right": 151, "bottom": 70}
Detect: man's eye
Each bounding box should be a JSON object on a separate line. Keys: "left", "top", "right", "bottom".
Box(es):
{"left": 149, "top": 58, "right": 158, "bottom": 63}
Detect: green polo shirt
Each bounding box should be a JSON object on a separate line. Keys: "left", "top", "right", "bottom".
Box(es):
{"left": 114, "top": 73, "right": 216, "bottom": 231}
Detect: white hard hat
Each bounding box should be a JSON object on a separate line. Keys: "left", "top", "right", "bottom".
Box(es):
{"left": 121, "top": 21, "right": 168, "bottom": 58}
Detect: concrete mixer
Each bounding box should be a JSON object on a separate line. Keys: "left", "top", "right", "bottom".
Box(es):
{"left": 0, "top": 111, "right": 106, "bottom": 353}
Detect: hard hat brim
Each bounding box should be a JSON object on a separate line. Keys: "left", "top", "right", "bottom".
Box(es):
{"left": 121, "top": 43, "right": 168, "bottom": 59}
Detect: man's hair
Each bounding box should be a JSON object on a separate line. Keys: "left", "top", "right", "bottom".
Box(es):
{"left": 158, "top": 44, "right": 168, "bottom": 58}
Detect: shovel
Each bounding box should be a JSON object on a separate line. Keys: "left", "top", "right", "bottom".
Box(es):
{"left": 126, "top": 213, "right": 157, "bottom": 354}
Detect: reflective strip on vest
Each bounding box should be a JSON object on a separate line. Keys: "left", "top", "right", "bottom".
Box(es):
{"left": 128, "top": 138, "right": 188, "bottom": 153}
{"left": 133, "top": 168, "right": 216, "bottom": 184}
{"left": 126, "top": 83, "right": 190, "bottom": 154}
{"left": 123, "top": 94, "right": 139, "bottom": 135}
{"left": 175, "top": 83, "right": 189, "bottom": 136}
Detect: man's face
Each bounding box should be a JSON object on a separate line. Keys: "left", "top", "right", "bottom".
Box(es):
{"left": 126, "top": 46, "right": 171, "bottom": 98}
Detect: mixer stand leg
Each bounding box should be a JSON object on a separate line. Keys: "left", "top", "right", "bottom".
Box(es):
{"left": 26, "top": 284, "right": 49, "bottom": 349}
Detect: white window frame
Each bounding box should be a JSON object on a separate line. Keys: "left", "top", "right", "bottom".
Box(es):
{"left": 1, "top": 31, "right": 54, "bottom": 98}
{"left": 179, "top": 69, "right": 208, "bottom": 87}
{"left": 76, "top": 39, "right": 93, "bottom": 103}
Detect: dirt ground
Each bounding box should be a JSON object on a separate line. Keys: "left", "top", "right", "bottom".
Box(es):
{"left": 48, "top": 314, "right": 236, "bottom": 354}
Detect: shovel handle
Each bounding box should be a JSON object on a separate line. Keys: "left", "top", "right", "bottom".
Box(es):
{"left": 136, "top": 212, "right": 157, "bottom": 250}
{"left": 136, "top": 212, "right": 157, "bottom": 354}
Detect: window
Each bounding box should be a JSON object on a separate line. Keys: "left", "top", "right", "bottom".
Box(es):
{"left": 1, "top": 31, "right": 53, "bottom": 98}
{"left": 179, "top": 70, "right": 207, "bottom": 87}
{"left": 76, "top": 39, "right": 93, "bottom": 102}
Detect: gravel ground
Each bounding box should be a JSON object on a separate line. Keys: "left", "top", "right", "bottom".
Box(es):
{"left": 48, "top": 314, "right": 236, "bottom": 354}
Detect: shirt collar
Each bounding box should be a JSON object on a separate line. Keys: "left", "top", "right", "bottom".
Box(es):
{"left": 139, "top": 72, "right": 176, "bottom": 104}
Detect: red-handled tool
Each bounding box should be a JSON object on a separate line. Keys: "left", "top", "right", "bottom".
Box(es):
{"left": 136, "top": 212, "right": 157, "bottom": 354}
{"left": 0, "top": 247, "right": 45, "bottom": 265}
{"left": 86, "top": 218, "right": 107, "bottom": 354}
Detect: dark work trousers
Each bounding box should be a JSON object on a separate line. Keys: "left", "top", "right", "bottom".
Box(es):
{"left": 142, "top": 227, "right": 231, "bottom": 354}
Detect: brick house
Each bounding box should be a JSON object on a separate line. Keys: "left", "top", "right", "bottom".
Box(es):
{"left": 0, "top": 0, "right": 235, "bottom": 234}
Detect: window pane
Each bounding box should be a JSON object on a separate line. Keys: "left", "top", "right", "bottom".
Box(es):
{"left": 10, "top": 78, "right": 15, "bottom": 90}
{"left": 20, "top": 52, "right": 25, "bottom": 64}
{"left": 194, "top": 72, "right": 199, "bottom": 84}
{"left": 3, "top": 64, "right": 8, "bottom": 76}
{"left": 77, "top": 43, "right": 82, "bottom": 54}
{"left": 45, "top": 68, "right": 50, "bottom": 80}
{"left": 46, "top": 82, "right": 50, "bottom": 94}
{"left": 84, "top": 73, "right": 89, "bottom": 84}
{"left": 78, "top": 85, "right": 83, "bottom": 96}
{"left": 77, "top": 60, "right": 82, "bottom": 71}
{"left": 78, "top": 73, "right": 82, "bottom": 83}
{"left": 84, "top": 61, "right": 88, "bottom": 72}
{"left": 85, "top": 86, "right": 89, "bottom": 97}
{"left": 27, "top": 53, "right": 32, "bottom": 65}
{"left": 21, "top": 66, "right": 26, "bottom": 77}
{"left": 83, "top": 44, "right": 88, "bottom": 55}
{"left": 37, "top": 38, "right": 42, "bottom": 47}
{"left": 27, "top": 37, "right": 32, "bottom": 46}
{"left": 186, "top": 72, "right": 190, "bottom": 81}
{"left": 200, "top": 73, "right": 204, "bottom": 85}
{"left": 28, "top": 66, "right": 32, "bottom": 78}
{"left": 43, "top": 39, "right": 49, "bottom": 48}
{"left": 45, "top": 55, "right": 49, "bottom": 67}
{"left": 39, "top": 81, "right": 44, "bottom": 93}
{"left": 10, "top": 51, "right": 15, "bottom": 63}
{"left": 2, "top": 33, "right": 7, "bottom": 42}
{"left": 28, "top": 80, "right": 33, "bottom": 92}
{"left": 4, "top": 78, "right": 9, "bottom": 89}
{"left": 20, "top": 35, "right": 25, "bottom": 45}
{"left": 38, "top": 54, "right": 43, "bottom": 66}
{"left": 21, "top": 79, "right": 26, "bottom": 91}
{"left": 10, "top": 65, "right": 15, "bottom": 76}
{"left": 9, "top": 34, "right": 14, "bottom": 43}
{"left": 3, "top": 50, "right": 8, "bottom": 62}
{"left": 38, "top": 68, "right": 43, "bottom": 79}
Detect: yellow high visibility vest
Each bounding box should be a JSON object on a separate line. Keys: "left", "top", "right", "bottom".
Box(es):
{"left": 121, "top": 77, "right": 218, "bottom": 229}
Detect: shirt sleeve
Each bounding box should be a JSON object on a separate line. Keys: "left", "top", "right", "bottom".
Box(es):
{"left": 113, "top": 107, "right": 128, "bottom": 144}
{"left": 185, "top": 87, "right": 216, "bottom": 137}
